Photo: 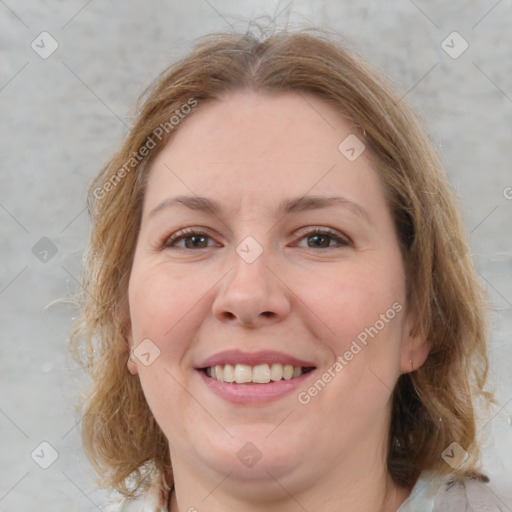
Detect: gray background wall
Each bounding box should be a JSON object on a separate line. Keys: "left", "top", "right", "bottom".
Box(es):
{"left": 1, "top": 1, "right": 511, "bottom": 510}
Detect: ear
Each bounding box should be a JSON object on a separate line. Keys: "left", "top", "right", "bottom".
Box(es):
{"left": 400, "top": 316, "right": 431, "bottom": 374}
{"left": 124, "top": 321, "right": 139, "bottom": 376}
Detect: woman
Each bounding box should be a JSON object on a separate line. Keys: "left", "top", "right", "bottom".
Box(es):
{"left": 70, "top": 28, "right": 502, "bottom": 511}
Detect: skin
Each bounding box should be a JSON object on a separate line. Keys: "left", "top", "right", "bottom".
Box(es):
{"left": 126, "top": 90, "right": 430, "bottom": 512}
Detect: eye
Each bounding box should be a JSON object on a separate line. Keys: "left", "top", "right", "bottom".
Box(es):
{"left": 161, "top": 227, "right": 351, "bottom": 250}
{"left": 294, "top": 227, "right": 351, "bottom": 249}
{"left": 162, "top": 228, "right": 218, "bottom": 249}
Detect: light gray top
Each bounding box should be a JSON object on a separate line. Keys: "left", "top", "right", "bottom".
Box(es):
{"left": 398, "top": 472, "right": 504, "bottom": 511}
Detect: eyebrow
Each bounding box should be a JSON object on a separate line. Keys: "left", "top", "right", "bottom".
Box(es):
{"left": 148, "top": 194, "right": 372, "bottom": 225}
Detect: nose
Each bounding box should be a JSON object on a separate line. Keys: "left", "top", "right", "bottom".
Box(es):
{"left": 211, "top": 248, "right": 292, "bottom": 328}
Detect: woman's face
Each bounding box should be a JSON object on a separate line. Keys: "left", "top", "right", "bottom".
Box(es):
{"left": 127, "top": 91, "right": 427, "bottom": 499}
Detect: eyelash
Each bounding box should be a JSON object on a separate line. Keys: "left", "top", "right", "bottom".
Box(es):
{"left": 161, "top": 227, "right": 351, "bottom": 250}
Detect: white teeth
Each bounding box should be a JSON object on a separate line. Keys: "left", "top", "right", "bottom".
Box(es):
{"left": 205, "top": 362, "right": 310, "bottom": 384}
{"left": 223, "top": 364, "right": 235, "bottom": 383}
{"left": 283, "top": 364, "right": 294, "bottom": 380}
{"left": 215, "top": 364, "right": 224, "bottom": 380}
{"left": 270, "top": 363, "right": 283, "bottom": 381}
{"left": 234, "top": 364, "right": 252, "bottom": 384}
{"left": 252, "top": 364, "right": 271, "bottom": 383}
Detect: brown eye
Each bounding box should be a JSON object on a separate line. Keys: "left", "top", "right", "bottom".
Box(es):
{"left": 182, "top": 234, "right": 209, "bottom": 249}
{"left": 163, "top": 229, "right": 214, "bottom": 249}
{"left": 296, "top": 228, "right": 350, "bottom": 249}
{"left": 307, "top": 233, "right": 334, "bottom": 248}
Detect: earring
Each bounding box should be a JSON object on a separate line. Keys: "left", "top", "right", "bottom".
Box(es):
{"left": 409, "top": 358, "right": 414, "bottom": 372}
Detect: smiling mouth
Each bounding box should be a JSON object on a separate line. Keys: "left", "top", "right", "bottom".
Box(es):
{"left": 202, "top": 363, "right": 316, "bottom": 384}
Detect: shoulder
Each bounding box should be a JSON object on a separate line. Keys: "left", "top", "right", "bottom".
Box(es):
{"left": 399, "top": 472, "right": 504, "bottom": 511}
{"left": 434, "top": 475, "right": 505, "bottom": 511}
{"left": 104, "top": 481, "right": 168, "bottom": 512}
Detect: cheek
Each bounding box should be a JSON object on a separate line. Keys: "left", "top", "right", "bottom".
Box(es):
{"left": 127, "top": 260, "right": 224, "bottom": 401}
{"left": 127, "top": 263, "right": 208, "bottom": 435}
{"left": 293, "top": 264, "right": 406, "bottom": 426}
{"left": 293, "top": 261, "right": 406, "bottom": 344}
{"left": 128, "top": 262, "right": 207, "bottom": 345}
{"left": 292, "top": 260, "right": 407, "bottom": 406}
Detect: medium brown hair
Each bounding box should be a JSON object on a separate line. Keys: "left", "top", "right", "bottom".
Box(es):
{"left": 69, "top": 27, "right": 493, "bottom": 496}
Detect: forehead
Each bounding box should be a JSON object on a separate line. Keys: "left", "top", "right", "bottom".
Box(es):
{"left": 143, "top": 90, "right": 385, "bottom": 218}
{"left": 158, "top": 90, "right": 354, "bottom": 164}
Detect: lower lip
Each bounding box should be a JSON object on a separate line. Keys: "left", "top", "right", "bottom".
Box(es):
{"left": 197, "top": 370, "right": 316, "bottom": 404}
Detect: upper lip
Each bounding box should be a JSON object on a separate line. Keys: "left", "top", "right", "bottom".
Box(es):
{"left": 197, "top": 350, "right": 316, "bottom": 369}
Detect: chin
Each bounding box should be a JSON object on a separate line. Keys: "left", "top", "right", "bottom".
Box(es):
{"left": 191, "top": 429, "right": 308, "bottom": 486}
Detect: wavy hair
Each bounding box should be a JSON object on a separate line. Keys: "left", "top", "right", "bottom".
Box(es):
{"left": 69, "top": 27, "right": 493, "bottom": 496}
